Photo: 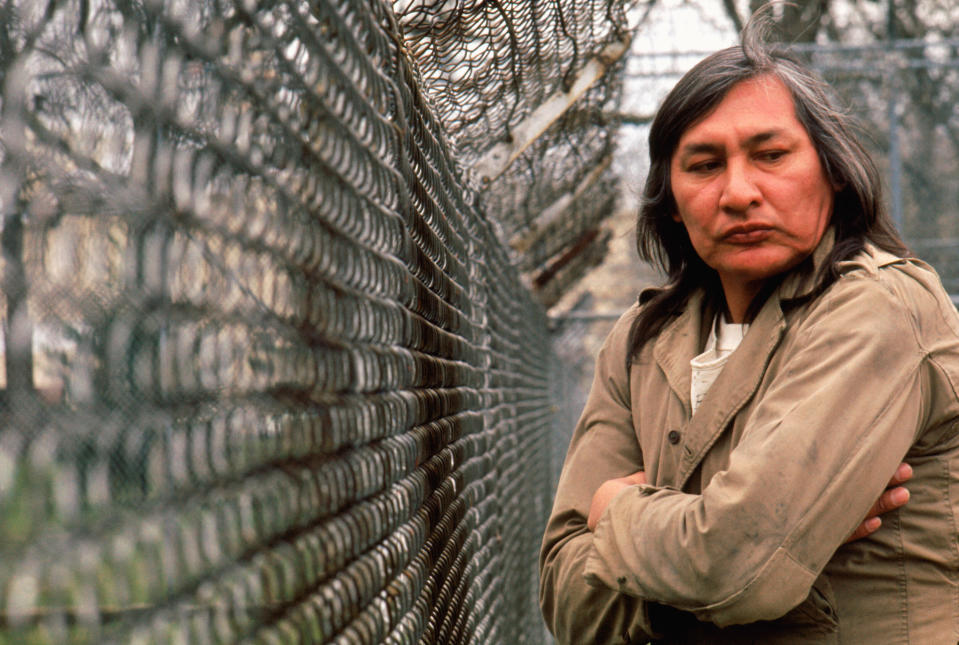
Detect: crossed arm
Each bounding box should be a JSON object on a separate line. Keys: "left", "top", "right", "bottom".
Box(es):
{"left": 578, "top": 279, "right": 926, "bottom": 627}
{"left": 587, "top": 463, "right": 913, "bottom": 540}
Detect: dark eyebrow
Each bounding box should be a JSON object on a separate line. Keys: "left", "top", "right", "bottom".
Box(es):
{"left": 744, "top": 130, "right": 785, "bottom": 146}
{"left": 677, "top": 142, "right": 722, "bottom": 158}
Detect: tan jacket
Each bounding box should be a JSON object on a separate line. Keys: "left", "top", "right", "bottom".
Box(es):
{"left": 540, "top": 238, "right": 959, "bottom": 644}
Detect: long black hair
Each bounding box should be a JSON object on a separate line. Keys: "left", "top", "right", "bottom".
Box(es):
{"left": 627, "top": 13, "right": 908, "bottom": 363}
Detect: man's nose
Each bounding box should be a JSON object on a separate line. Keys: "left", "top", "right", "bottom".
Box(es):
{"left": 718, "top": 160, "right": 762, "bottom": 212}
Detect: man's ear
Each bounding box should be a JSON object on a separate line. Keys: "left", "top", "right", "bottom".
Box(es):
{"left": 671, "top": 212, "right": 683, "bottom": 223}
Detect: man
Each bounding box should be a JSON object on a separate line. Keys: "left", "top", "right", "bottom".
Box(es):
{"left": 540, "top": 16, "right": 959, "bottom": 644}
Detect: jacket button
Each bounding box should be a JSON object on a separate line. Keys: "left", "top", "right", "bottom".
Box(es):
{"left": 667, "top": 430, "right": 681, "bottom": 445}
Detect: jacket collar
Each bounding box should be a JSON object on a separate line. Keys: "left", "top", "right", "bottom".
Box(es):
{"left": 672, "top": 290, "right": 787, "bottom": 489}
{"left": 776, "top": 226, "right": 837, "bottom": 303}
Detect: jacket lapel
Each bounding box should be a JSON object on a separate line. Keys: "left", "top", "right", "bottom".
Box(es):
{"left": 652, "top": 290, "right": 706, "bottom": 418}
{"left": 675, "top": 297, "right": 787, "bottom": 490}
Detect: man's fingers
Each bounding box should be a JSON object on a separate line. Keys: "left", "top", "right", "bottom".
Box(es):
{"left": 846, "top": 484, "right": 910, "bottom": 544}
{"left": 851, "top": 486, "right": 909, "bottom": 543}
{"left": 868, "top": 485, "right": 910, "bottom": 517}
{"left": 844, "top": 465, "right": 912, "bottom": 544}
{"left": 864, "top": 463, "right": 912, "bottom": 520}
{"left": 888, "top": 462, "right": 913, "bottom": 487}
{"left": 845, "top": 517, "right": 882, "bottom": 544}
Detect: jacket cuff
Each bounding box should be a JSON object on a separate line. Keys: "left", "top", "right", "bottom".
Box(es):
{"left": 584, "top": 483, "right": 657, "bottom": 594}
{"left": 690, "top": 548, "right": 816, "bottom": 626}
{"left": 583, "top": 485, "right": 662, "bottom": 640}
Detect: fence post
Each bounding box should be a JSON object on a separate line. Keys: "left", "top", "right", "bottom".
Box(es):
{"left": 887, "top": 0, "right": 904, "bottom": 231}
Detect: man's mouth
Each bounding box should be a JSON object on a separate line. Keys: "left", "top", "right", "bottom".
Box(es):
{"left": 723, "top": 225, "right": 773, "bottom": 244}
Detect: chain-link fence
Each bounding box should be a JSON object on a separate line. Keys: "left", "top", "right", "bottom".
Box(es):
{"left": 810, "top": 36, "right": 959, "bottom": 302}
{"left": 0, "top": 0, "right": 639, "bottom": 642}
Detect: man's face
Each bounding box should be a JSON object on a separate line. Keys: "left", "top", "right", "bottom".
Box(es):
{"left": 669, "top": 75, "right": 835, "bottom": 301}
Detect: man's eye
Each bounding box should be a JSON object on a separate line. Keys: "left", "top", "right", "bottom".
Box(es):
{"left": 688, "top": 160, "right": 722, "bottom": 173}
{"left": 757, "top": 150, "right": 786, "bottom": 162}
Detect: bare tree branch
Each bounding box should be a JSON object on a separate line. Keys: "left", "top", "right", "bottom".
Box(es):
{"left": 722, "top": 0, "right": 745, "bottom": 32}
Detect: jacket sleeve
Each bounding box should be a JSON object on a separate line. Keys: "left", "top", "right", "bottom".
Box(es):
{"left": 539, "top": 305, "right": 660, "bottom": 644}
{"left": 584, "top": 270, "right": 934, "bottom": 627}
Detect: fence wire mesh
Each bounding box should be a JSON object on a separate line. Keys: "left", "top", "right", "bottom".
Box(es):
{"left": 0, "top": 0, "right": 632, "bottom": 642}
{"left": 806, "top": 37, "right": 959, "bottom": 299}
{"left": 395, "top": 0, "right": 632, "bottom": 308}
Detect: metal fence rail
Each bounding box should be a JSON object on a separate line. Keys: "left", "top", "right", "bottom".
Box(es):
{"left": 0, "top": 0, "right": 583, "bottom": 642}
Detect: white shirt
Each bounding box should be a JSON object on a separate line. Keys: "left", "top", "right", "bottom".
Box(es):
{"left": 690, "top": 315, "right": 748, "bottom": 414}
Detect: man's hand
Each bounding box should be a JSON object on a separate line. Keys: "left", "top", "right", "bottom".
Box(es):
{"left": 844, "top": 462, "right": 912, "bottom": 543}
{"left": 587, "top": 471, "right": 647, "bottom": 531}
